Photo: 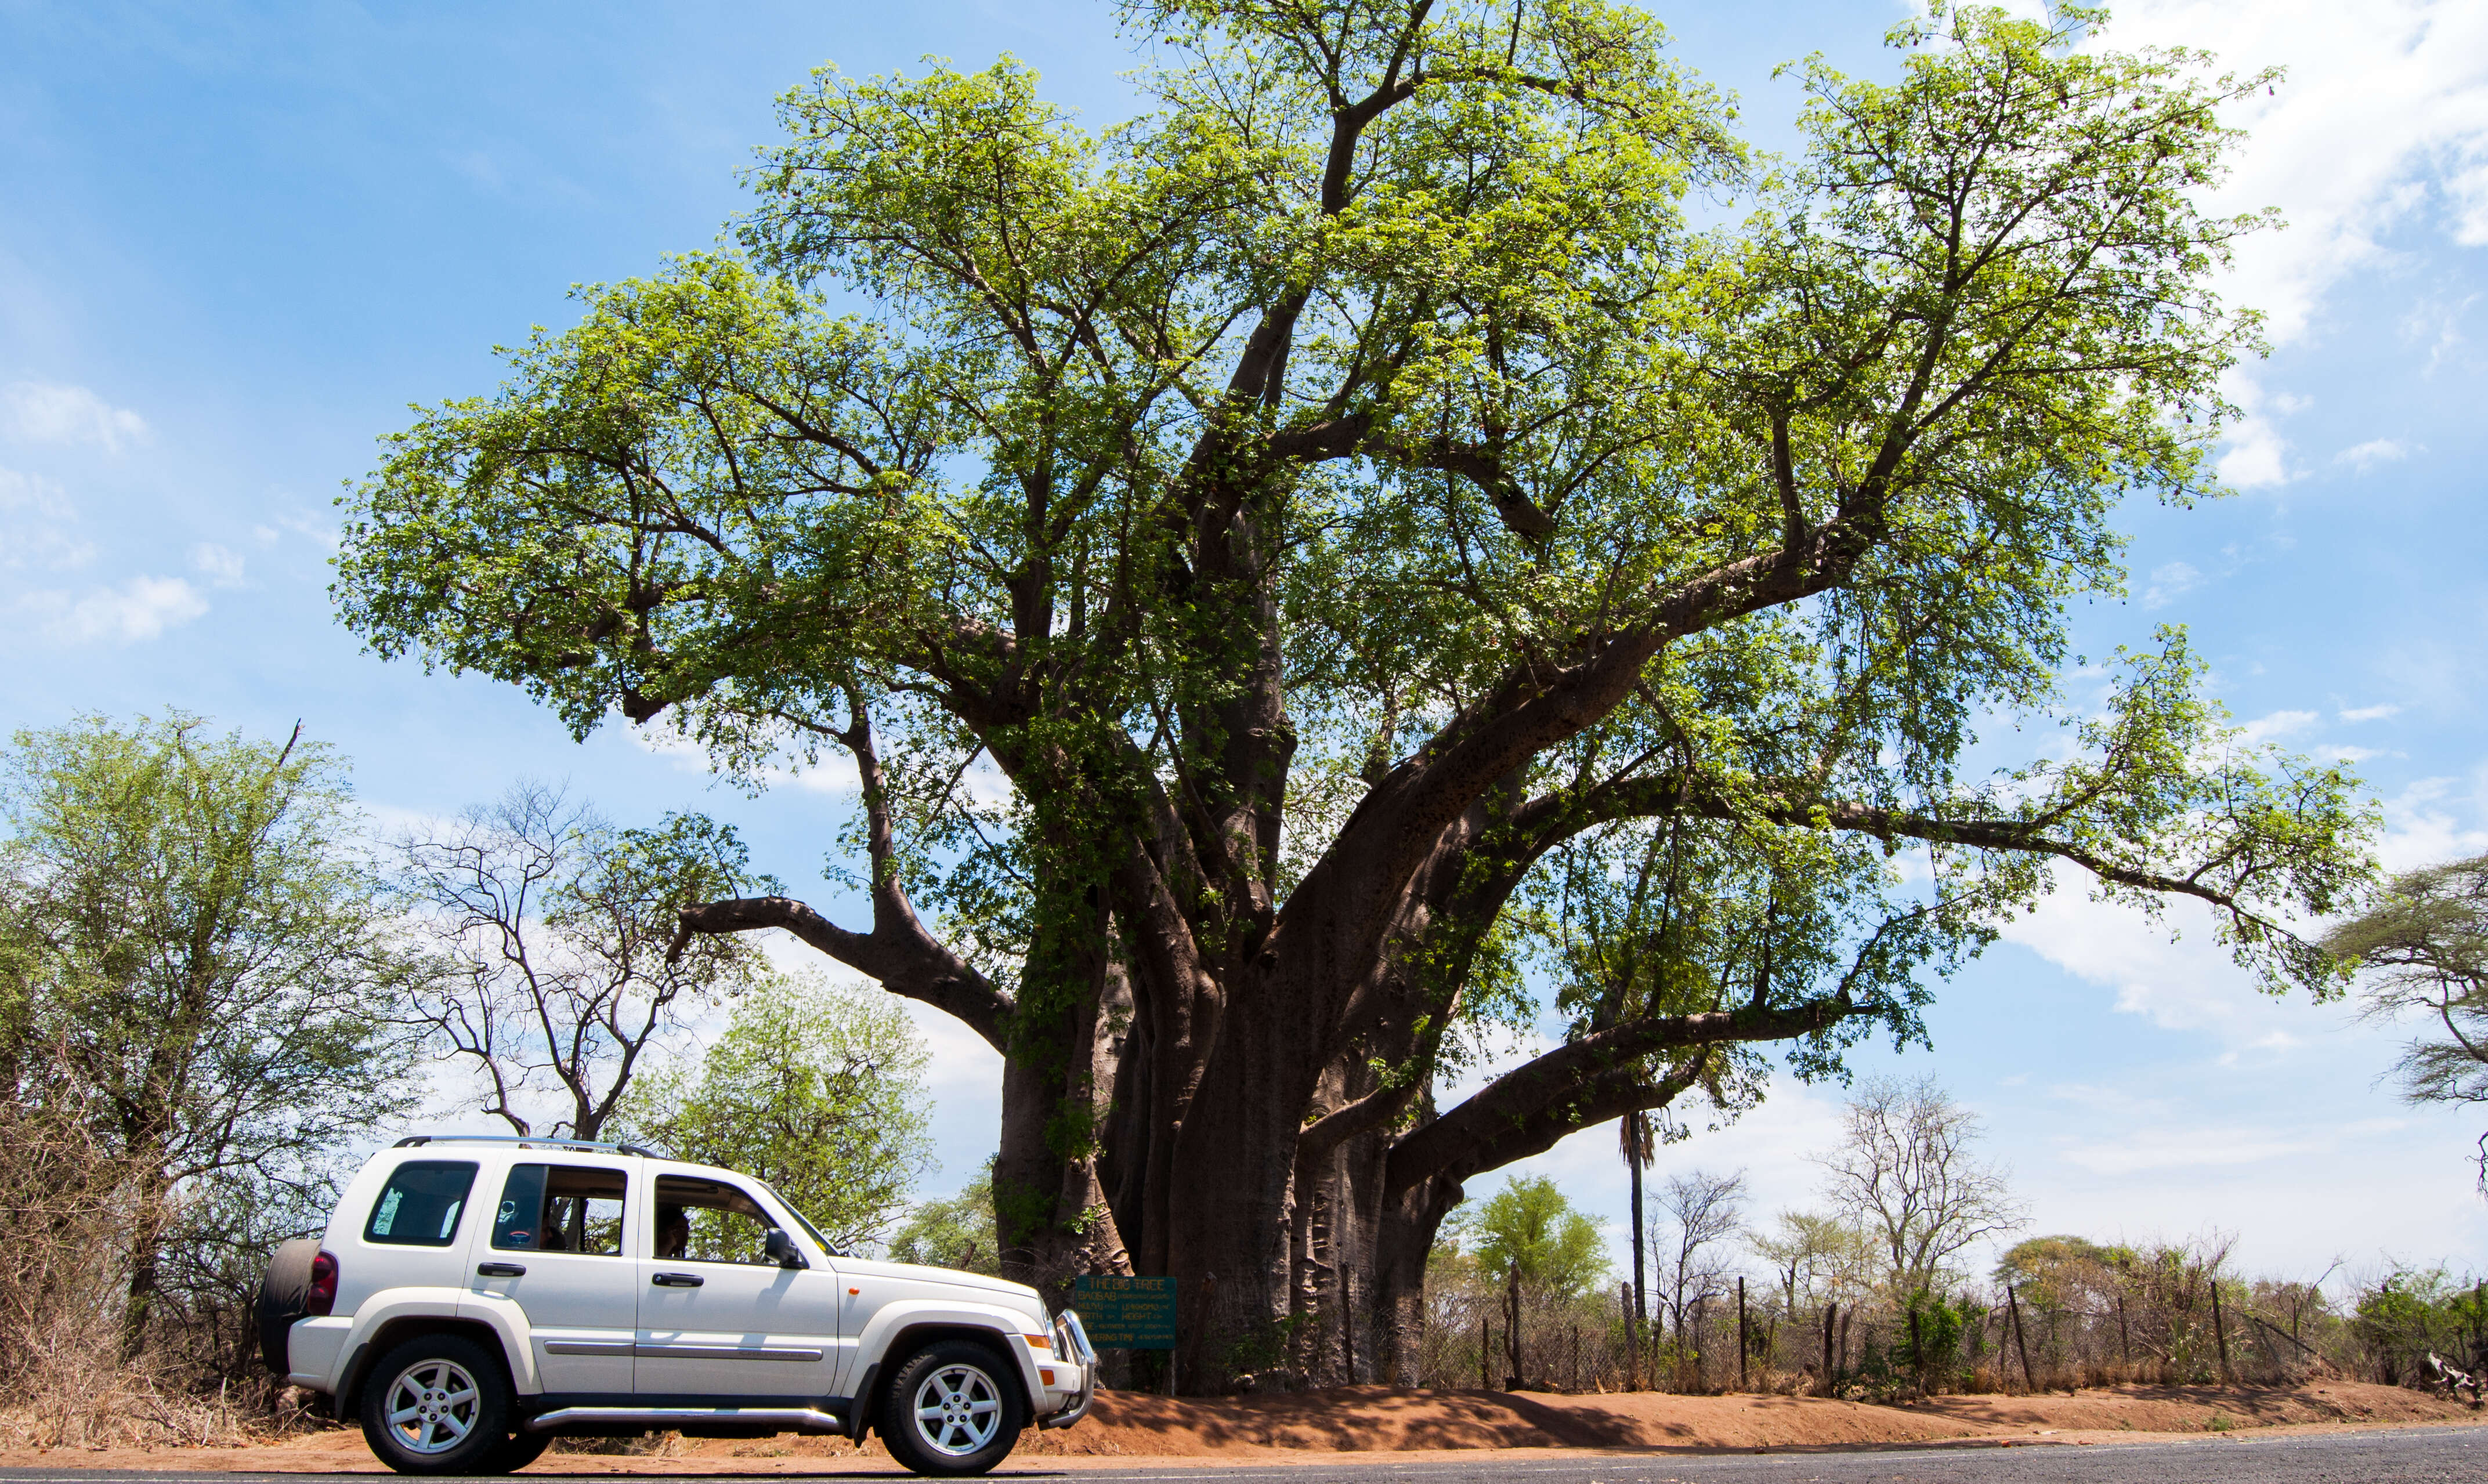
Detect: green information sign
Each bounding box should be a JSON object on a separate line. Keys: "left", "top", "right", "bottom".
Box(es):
{"left": 1072, "top": 1275, "right": 1178, "bottom": 1349}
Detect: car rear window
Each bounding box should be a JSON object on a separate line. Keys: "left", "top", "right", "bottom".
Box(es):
{"left": 365, "top": 1160, "right": 478, "bottom": 1246}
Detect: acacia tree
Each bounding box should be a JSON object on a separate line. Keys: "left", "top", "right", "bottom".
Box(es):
{"left": 334, "top": 2, "right": 2372, "bottom": 1385}
{"left": 2320, "top": 855, "right": 2488, "bottom": 1185}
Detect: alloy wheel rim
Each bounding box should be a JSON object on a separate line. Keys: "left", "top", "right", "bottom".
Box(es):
{"left": 911, "top": 1362, "right": 1001, "bottom": 1456}
{"left": 384, "top": 1358, "right": 482, "bottom": 1455}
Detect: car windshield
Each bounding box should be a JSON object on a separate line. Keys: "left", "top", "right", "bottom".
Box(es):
{"left": 758, "top": 1181, "right": 844, "bottom": 1257}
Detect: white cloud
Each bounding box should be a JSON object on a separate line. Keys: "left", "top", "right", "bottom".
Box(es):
{"left": 189, "top": 541, "right": 246, "bottom": 587}
{"left": 2339, "top": 704, "right": 2400, "bottom": 723}
{"left": 1998, "top": 862, "right": 2307, "bottom": 1047}
{"left": 0, "top": 381, "right": 149, "bottom": 451}
{"left": 2334, "top": 437, "right": 2413, "bottom": 470}
{"left": 0, "top": 465, "right": 95, "bottom": 571}
{"left": 2237, "top": 708, "right": 2318, "bottom": 746}
{"left": 2377, "top": 770, "right": 2488, "bottom": 873}
{"left": 2109, "top": 1, "right": 2488, "bottom": 345}
{"left": 2214, "top": 387, "right": 2294, "bottom": 490}
{"left": 2057, "top": 1127, "right": 2330, "bottom": 1177}
{"left": 21, "top": 574, "right": 209, "bottom": 643}
{"left": 2096, "top": 3, "right": 2488, "bottom": 486}
{"left": 2140, "top": 560, "right": 2202, "bottom": 609}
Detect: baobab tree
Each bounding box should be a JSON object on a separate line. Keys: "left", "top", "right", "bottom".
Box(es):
{"left": 334, "top": 1, "right": 2370, "bottom": 1386}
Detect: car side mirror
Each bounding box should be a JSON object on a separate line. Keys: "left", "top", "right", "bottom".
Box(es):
{"left": 764, "top": 1226, "right": 807, "bottom": 1270}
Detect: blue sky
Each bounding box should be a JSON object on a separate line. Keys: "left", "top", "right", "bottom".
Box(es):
{"left": 5, "top": 0, "right": 2486, "bottom": 1291}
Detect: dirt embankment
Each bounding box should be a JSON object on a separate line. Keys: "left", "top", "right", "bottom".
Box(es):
{"left": 1026, "top": 1380, "right": 2479, "bottom": 1457}
{"left": 2, "top": 1381, "right": 2476, "bottom": 1472}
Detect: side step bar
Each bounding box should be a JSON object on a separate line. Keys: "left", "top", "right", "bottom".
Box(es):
{"left": 524, "top": 1406, "right": 844, "bottom": 1435}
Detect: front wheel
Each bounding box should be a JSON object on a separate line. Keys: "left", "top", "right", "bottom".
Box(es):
{"left": 358, "top": 1334, "right": 512, "bottom": 1475}
{"left": 482, "top": 1427, "right": 552, "bottom": 1473}
{"left": 877, "top": 1339, "right": 1025, "bottom": 1476}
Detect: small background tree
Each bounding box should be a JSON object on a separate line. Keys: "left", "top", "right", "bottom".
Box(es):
{"left": 613, "top": 968, "right": 934, "bottom": 1253}
{"left": 0, "top": 712, "right": 418, "bottom": 1434}
{"left": 888, "top": 1160, "right": 1001, "bottom": 1275}
{"left": 395, "top": 782, "right": 766, "bottom": 1140}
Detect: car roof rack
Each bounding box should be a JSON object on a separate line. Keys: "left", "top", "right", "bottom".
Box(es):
{"left": 393, "top": 1134, "right": 660, "bottom": 1158}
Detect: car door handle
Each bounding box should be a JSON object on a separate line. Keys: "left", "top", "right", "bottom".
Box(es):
{"left": 652, "top": 1272, "right": 704, "bottom": 1287}
{"left": 476, "top": 1262, "right": 526, "bottom": 1277}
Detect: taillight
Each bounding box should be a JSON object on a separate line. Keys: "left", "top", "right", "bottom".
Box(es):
{"left": 306, "top": 1251, "right": 338, "bottom": 1316}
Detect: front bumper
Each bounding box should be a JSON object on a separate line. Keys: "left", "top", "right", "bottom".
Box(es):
{"left": 1039, "top": 1309, "right": 1097, "bottom": 1429}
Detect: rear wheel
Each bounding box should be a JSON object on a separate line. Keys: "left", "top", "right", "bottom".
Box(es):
{"left": 877, "top": 1339, "right": 1024, "bottom": 1476}
{"left": 358, "top": 1334, "right": 511, "bottom": 1475}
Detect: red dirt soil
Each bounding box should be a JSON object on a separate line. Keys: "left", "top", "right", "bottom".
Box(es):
{"left": 3, "top": 1381, "right": 2476, "bottom": 1473}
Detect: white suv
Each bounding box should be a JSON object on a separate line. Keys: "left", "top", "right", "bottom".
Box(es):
{"left": 255, "top": 1135, "right": 1093, "bottom": 1477}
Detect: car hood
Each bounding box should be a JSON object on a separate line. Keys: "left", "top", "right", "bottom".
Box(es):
{"left": 835, "top": 1255, "right": 1044, "bottom": 1309}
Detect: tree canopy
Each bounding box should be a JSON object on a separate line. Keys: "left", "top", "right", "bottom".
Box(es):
{"left": 333, "top": 0, "right": 2374, "bottom": 1385}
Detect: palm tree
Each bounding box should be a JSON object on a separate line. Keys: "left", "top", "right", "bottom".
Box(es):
{"left": 1621, "top": 1109, "right": 1654, "bottom": 1386}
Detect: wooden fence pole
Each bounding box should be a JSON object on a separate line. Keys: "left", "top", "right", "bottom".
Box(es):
{"left": 2210, "top": 1277, "right": 2232, "bottom": 1383}
{"left": 1738, "top": 1277, "right": 1748, "bottom": 1392}
{"left": 1480, "top": 1312, "right": 1491, "bottom": 1390}
{"left": 2007, "top": 1283, "right": 2035, "bottom": 1395}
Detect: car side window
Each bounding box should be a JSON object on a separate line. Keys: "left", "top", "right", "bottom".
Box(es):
{"left": 366, "top": 1160, "right": 478, "bottom": 1247}
{"left": 494, "top": 1163, "right": 627, "bottom": 1255}
{"left": 653, "top": 1174, "right": 780, "bottom": 1265}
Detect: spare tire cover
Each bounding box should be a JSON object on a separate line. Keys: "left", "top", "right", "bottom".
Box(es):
{"left": 256, "top": 1236, "right": 323, "bottom": 1375}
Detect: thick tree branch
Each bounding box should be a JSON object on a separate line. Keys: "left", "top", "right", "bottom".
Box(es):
{"left": 1385, "top": 994, "right": 1868, "bottom": 1196}
{"left": 670, "top": 693, "right": 1015, "bottom": 1051}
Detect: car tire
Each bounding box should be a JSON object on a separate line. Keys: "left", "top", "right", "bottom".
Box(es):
{"left": 481, "top": 1427, "right": 553, "bottom": 1473}
{"left": 358, "top": 1334, "right": 512, "bottom": 1475}
{"left": 877, "top": 1338, "right": 1025, "bottom": 1476}
{"left": 255, "top": 1237, "right": 322, "bottom": 1374}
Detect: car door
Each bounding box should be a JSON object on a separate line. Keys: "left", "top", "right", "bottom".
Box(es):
{"left": 465, "top": 1159, "right": 638, "bottom": 1396}
{"left": 633, "top": 1172, "right": 840, "bottom": 1402}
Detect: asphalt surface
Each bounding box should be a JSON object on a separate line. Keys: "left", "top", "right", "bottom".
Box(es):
{"left": 3, "top": 1428, "right": 2486, "bottom": 1484}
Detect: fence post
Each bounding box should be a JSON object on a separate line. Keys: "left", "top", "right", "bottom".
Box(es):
{"left": 2210, "top": 1277, "right": 2232, "bottom": 1384}
{"left": 1738, "top": 1277, "right": 1748, "bottom": 1392}
{"left": 1481, "top": 1312, "right": 1491, "bottom": 1390}
{"left": 1619, "top": 1282, "right": 1639, "bottom": 1391}
{"left": 1505, "top": 1263, "right": 1524, "bottom": 1388}
{"left": 2007, "top": 1283, "right": 2035, "bottom": 1395}
{"left": 2118, "top": 1293, "right": 2129, "bottom": 1367}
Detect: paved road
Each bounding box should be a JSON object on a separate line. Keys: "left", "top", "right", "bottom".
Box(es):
{"left": 5, "top": 1429, "right": 2484, "bottom": 1484}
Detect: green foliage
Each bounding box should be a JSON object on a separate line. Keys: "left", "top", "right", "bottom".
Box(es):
{"left": 1459, "top": 1174, "right": 1610, "bottom": 1301}
{"left": 0, "top": 711, "right": 420, "bottom": 1353}
{"left": 613, "top": 969, "right": 934, "bottom": 1252}
{"left": 2353, "top": 1268, "right": 2488, "bottom": 1373}
{"left": 885, "top": 1159, "right": 1001, "bottom": 1274}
